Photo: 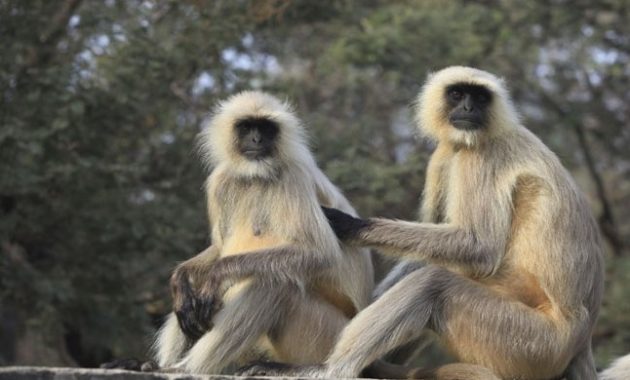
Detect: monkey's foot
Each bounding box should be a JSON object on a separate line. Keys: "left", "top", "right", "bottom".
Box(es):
{"left": 100, "top": 358, "right": 158, "bottom": 372}
{"left": 235, "top": 362, "right": 325, "bottom": 377}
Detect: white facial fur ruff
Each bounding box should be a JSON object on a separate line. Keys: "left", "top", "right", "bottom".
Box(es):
{"left": 198, "top": 91, "right": 311, "bottom": 179}
{"left": 415, "top": 66, "right": 521, "bottom": 147}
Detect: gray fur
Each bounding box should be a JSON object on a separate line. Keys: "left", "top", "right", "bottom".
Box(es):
{"left": 373, "top": 260, "right": 424, "bottom": 300}
{"left": 153, "top": 91, "right": 373, "bottom": 374}
{"left": 600, "top": 354, "right": 630, "bottom": 380}
{"left": 271, "top": 66, "right": 605, "bottom": 380}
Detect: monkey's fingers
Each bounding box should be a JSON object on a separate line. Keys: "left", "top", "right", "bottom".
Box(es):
{"left": 176, "top": 298, "right": 205, "bottom": 342}
{"left": 321, "top": 206, "right": 371, "bottom": 240}
{"left": 321, "top": 206, "right": 346, "bottom": 221}
{"left": 197, "top": 296, "right": 216, "bottom": 327}
{"left": 176, "top": 310, "right": 205, "bottom": 342}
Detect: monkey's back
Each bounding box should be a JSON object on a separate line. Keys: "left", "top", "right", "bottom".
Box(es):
{"left": 495, "top": 126, "right": 604, "bottom": 322}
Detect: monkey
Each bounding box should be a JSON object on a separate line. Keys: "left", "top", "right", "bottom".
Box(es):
{"left": 373, "top": 260, "right": 424, "bottom": 301}
{"left": 151, "top": 91, "right": 374, "bottom": 375}
{"left": 237, "top": 66, "right": 605, "bottom": 380}
{"left": 600, "top": 354, "right": 630, "bottom": 380}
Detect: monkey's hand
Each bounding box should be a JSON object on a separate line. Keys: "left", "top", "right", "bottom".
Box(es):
{"left": 194, "top": 266, "right": 225, "bottom": 324}
{"left": 322, "top": 206, "right": 371, "bottom": 241}
{"left": 171, "top": 266, "right": 221, "bottom": 341}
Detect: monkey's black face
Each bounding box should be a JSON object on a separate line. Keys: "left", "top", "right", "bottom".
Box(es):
{"left": 445, "top": 83, "right": 492, "bottom": 131}
{"left": 235, "top": 117, "right": 279, "bottom": 160}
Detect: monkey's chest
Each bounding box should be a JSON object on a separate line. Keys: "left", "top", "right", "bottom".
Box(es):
{"left": 438, "top": 162, "right": 483, "bottom": 224}
{"left": 221, "top": 223, "right": 286, "bottom": 257}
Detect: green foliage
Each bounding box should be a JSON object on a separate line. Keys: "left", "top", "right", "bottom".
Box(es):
{"left": 1, "top": 0, "right": 629, "bottom": 369}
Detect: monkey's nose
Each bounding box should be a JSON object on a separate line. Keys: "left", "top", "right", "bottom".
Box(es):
{"left": 463, "top": 97, "right": 474, "bottom": 112}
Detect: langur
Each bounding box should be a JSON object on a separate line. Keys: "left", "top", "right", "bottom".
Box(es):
{"left": 153, "top": 91, "right": 374, "bottom": 374}
{"left": 239, "top": 67, "right": 606, "bottom": 380}
{"left": 373, "top": 260, "right": 424, "bottom": 301}
{"left": 600, "top": 354, "right": 630, "bottom": 380}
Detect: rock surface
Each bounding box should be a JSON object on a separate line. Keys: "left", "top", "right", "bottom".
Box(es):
{"left": 0, "top": 366, "right": 271, "bottom": 380}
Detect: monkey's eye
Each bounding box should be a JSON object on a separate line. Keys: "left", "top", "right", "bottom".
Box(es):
{"left": 448, "top": 90, "right": 463, "bottom": 101}
{"left": 476, "top": 93, "right": 490, "bottom": 104}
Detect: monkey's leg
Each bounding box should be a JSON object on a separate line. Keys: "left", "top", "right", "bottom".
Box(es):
{"left": 153, "top": 313, "right": 189, "bottom": 368}
{"left": 326, "top": 264, "right": 573, "bottom": 379}
{"left": 375, "top": 261, "right": 427, "bottom": 366}
{"left": 321, "top": 266, "right": 442, "bottom": 378}
{"left": 175, "top": 283, "right": 291, "bottom": 374}
{"left": 424, "top": 268, "right": 576, "bottom": 380}
{"left": 271, "top": 294, "right": 348, "bottom": 364}
{"left": 236, "top": 267, "right": 491, "bottom": 379}
{"left": 373, "top": 260, "right": 425, "bottom": 301}
{"left": 236, "top": 266, "right": 439, "bottom": 378}
{"left": 233, "top": 294, "right": 349, "bottom": 377}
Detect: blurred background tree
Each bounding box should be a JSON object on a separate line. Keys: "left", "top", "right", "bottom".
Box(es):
{"left": 1, "top": 0, "right": 628, "bottom": 370}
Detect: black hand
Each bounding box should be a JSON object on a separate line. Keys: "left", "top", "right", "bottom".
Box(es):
{"left": 171, "top": 270, "right": 214, "bottom": 342}
{"left": 194, "top": 273, "right": 223, "bottom": 332}
{"left": 174, "top": 280, "right": 208, "bottom": 341}
{"left": 321, "top": 206, "right": 371, "bottom": 240}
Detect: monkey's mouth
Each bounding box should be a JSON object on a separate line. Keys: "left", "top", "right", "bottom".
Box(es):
{"left": 449, "top": 118, "right": 484, "bottom": 131}
{"left": 241, "top": 149, "right": 272, "bottom": 160}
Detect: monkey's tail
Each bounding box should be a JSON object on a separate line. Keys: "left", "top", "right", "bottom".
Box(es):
{"left": 599, "top": 353, "right": 630, "bottom": 380}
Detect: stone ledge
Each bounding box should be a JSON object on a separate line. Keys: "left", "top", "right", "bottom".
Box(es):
{"left": 0, "top": 366, "right": 272, "bottom": 380}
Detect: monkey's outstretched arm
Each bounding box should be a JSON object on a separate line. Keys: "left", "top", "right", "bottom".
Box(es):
{"left": 361, "top": 220, "right": 499, "bottom": 276}
{"left": 323, "top": 207, "right": 502, "bottom": 277}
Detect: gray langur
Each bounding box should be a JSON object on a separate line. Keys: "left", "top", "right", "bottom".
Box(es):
{"left": 600, "top": 354, "right": 630, "bottom": 380}
{"left": 153, "top": 91, "right": 374, "bottom": 374}
{"left": 239, "top": 66, "right": 606, "bottom": 380}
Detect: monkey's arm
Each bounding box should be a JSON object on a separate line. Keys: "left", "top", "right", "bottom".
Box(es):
{"left": 170, "top": 245, "right": 220, "bottom": 341}
{"left": 191, "top": 244, "right": 331, "bottom": 323}
{"left": 362, "top": 220, "right": 499, "bottom": 276}
{"left": 323, "top": 207, "right": 502, "bottom": 277}
{"left": 205, "top": 244, "right": 330, "bottom": 289}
